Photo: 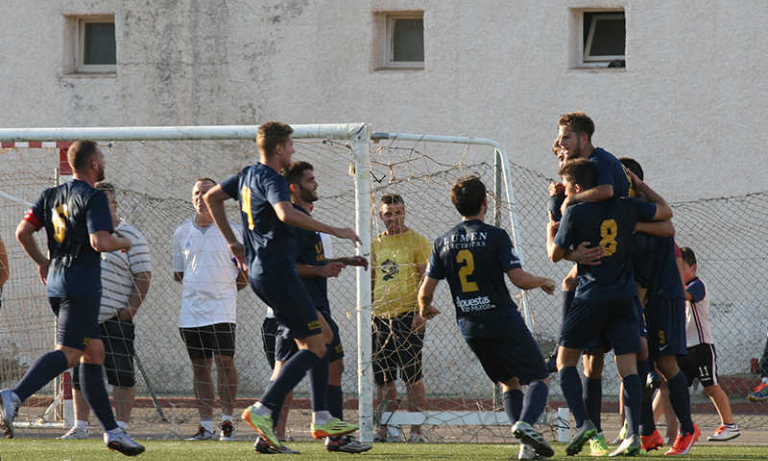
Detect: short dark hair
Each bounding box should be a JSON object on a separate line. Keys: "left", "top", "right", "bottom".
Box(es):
{"left": 257, "top": 121, "right": 294, "bottom": 157}
{"left": 619, "top": 157, "right": 644, "bottom": 181}
{"left": 195, "top": 177, "right": 217, "bottom": 186}
{"left": 680, "top": 247, "right": 697, "bottom": 266}
{"left": 558, "top": 112, "right": 595, "bottom": 141}
{"left": 95, "top": 181, "right": 116, "bottom": 195}
{"left": 380, "top": 193, "right": 404, "bottom": 207}
{"left": 450, "top": 176, "right": 486, "bottom": 217}
{"left": 283, "top": 161, "right": 314, "bottom": 185}
{"left": 559, "top": 159, "right": 597, "bottom": 190}
{"left": 67, "top": 140, "right": 99, "bottom": 172}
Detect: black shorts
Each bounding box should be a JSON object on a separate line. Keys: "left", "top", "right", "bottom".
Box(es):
{"left": 646, "top": 296, "right": 687, "bottom": 360}
{"left": 261, "top": 317, "right": 279, "bottom": 369}
{"left": 73, "top": 316, "right": 136, "bottom": 389}
{"left": 50, "top": 293, "right": 102, "bottom": 351}
{"left": 678, "top": 343, "right": 719, "bottom": 387}
{"left": 372, "top": 312, "right": 424, "bottom": 385}
{"left": 179, "top": 323, "right": 236, "bottom": 360}
{"left": 250, "top": 272, "right": 322, "bottom": 340}
{"left": 274, "top": 309, "right": 344, "bottom": 363}
{"left": 559, "top": 297, "right": 640, "bottom": 356}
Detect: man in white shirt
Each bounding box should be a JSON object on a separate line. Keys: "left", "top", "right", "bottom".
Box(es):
{"left": 173, "top": 178, "right": 247, "bottom": 441}
{"left": 59, "top": 181, "right": 152, "bottom": 440}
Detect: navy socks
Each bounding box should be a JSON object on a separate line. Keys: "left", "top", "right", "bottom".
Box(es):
{"left": 559, "top": 366, "right": 588, "bottom": 427}
{"left": 80, "top": 363, "right": 118, "bottom": 431}
{"left": 520, "top": 380, "right": 548, "bottom": 425}
{"left": 583, "top": 377, "right": 603, "bottom": 432}
{"left": 13, "top": 350, "right": 68, "bottom": 402}
{"left": 502, "top": 389, "right": 524, "bottom": 425}
{"left": 260, "top": 350, "right": 319, "bottom": 410}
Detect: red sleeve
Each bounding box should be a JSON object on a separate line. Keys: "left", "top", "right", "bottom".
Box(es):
{"left": 24, "top": 209, "right": 43, "bottom": 230}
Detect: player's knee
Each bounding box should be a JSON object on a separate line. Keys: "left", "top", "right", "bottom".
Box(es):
{"left": 500, "top": 377, "right": 521, "bottom": 392}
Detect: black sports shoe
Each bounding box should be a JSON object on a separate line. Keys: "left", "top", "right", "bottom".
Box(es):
{"left": 325, "top": 435, "right": 373, "bottom": 453}
{"left": 565, "top": 420, "right": 597, "bottom": 456}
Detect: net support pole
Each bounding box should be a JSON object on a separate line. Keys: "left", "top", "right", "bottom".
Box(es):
{"left": 351, "top": 124, "right": 374, "bottom": 443}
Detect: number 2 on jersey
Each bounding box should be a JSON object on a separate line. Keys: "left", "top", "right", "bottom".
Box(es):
{"left": 456, "top": 249, "right": 479, "bottom": 293}
{"left": 52, "top": 204, "right": 69, "bottom": 243}
{"left": 599, "top": 219, "right": 618, "bottom": 256}
{"left": 241, "top": 186, "right": 255, "bottom": 230}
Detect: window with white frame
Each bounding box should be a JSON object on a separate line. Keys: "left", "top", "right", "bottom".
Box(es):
{"left": 77, "top": 17, "right": 116, "bottom": 72}
{"left": 581, "top": 11, "right": 625, "bottom": 67}
{"left": 380, "top": 13, "right": 424, "bottom": 69}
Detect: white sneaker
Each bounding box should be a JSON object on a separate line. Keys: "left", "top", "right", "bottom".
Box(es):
{"left": 60, "top": 425, "right": 89, "bottom": 440}
{"left": 0, "top": 389, "right": 21, "bottom": 439}
{"left": 104, "top": 428, "right": 145, "bottom": 456}
{"left": 708, "top": 424, "right": 740, "bottom": 441}
{"left": 518, "top": 443, "right": 544, "bottom": 460}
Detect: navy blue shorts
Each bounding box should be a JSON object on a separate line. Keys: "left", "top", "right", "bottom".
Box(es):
{"left": 250, "top": 272, "right": 322, "bottom": 340}
{"left": 634, "top": 296, "right": 648, "bottom": 338}
{"left": 559, "top": 297, "right": 640, "bottom": 356}
{"left": 645, "top": 296, "right": 687, "bottom": 360}
{"left": 274, "top": 309, "right": 344, "bottom": 363}
{"left": 73, "top": 316, "right": 136, "bottom": 389}
{"left": 49, "top": 293, "right": 101, "bottom": 351}
{"left": 464, "top": 316, "right": 547, "bottom": 384}
{"left": 261, "top": 317, "right": 279, "bottom": 369}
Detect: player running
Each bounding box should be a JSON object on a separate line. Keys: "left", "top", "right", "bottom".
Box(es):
{"left": 203, "top": 122, "right": 361, "bottom": 448}
{"left": 418, "top": 176, "right": 556, "bottom": 460}
{"left": 2, "top": 140, "right": 144, "bottom": 456}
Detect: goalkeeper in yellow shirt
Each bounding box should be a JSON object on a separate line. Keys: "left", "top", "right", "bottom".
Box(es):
{"left": 371, "top": 193, "right": 431, "bottom": 443}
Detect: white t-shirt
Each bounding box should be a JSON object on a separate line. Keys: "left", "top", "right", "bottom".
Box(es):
{"left": 684, "top": 277, "right": 714, "bottom": 348}
{"left": 173, "top": 218, "right": 242, "bottom": 328}
{"left": 99, "top": 221, "right": 152, "bottom": 322}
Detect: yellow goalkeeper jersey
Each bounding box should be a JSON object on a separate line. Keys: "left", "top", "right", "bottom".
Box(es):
{"left": 372, "top": 228, "right": 431, "bottom": 319}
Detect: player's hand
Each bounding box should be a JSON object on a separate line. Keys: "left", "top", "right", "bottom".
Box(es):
{"left": 118, "top": 307, "right": 135, "bottom": 321}
{"left": 228, "top": 241, "right": 247, "bottom": 271}
{"left": 567, "top": 241, "right": 605, "bottom": 265}
{"left": 540, "top": 278, "right": 557, "bottom": 295}
{"left": 333, "top": 227, "right": 362, "bottom": 246}
{"left": 321, "top": 262, "right": 345, "bottom": 278}
{"left": 419, "top": 304, "right": 440, "bottom": 321}
{"left": 559, "top": 195, "right": 572, "bottom": 217}
{"left": 412, "top": 312, "right": 427, "bottom": 333}
{"left": 37, "top": 260, "right": 49, "bottom": 286}
{"left": 626, "top": 169, "right": 643, "bottom": 188}
{"left": 549, "top": 182, "right": 565, "bottom": 197}
{"left": 342, "top": 255, "right": 369, "bottom": 270}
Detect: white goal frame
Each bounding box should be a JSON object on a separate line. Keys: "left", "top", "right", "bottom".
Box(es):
{"left": 0, "top": 124, "right": 535, "bottom": 442}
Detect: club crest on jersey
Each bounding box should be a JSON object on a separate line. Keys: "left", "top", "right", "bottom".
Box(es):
{"left": 455, "top": 295, "right": 494, "bottom": 313}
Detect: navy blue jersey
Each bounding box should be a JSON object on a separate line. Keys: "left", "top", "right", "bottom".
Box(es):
{"left": 426, "top": 220, "right": 523, "bottom": 338}
{"left": 554, "top": 197, "right": 656, "bottom": 302}
{"left": 647, "top": 237, "right": 684, "bottom": 299}
{"left": 25, "top": 179, "right": 113, "bottom": 297}
{"left": 590, "top": 147, "right": 632, "bottom": 198}
{"left": 292, "top": 205, "right": 330, "bottom": 311}
{"left": 221, "top": 163, "right": 296, "bottom": 277}
{"left": 631, "top": 232, "right": 655, "bottom": 289}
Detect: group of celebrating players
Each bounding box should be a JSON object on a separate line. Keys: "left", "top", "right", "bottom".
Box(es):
{"left": 0, "top": 113, "right": 731, "bottom": 458}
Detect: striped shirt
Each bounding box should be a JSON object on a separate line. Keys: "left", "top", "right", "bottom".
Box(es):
{"left": 98, "top": 221, "right": 152, "bottom": 322}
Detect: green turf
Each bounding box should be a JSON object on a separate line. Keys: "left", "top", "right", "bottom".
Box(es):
{"left": 0, "top": 440, "right": 765, "bottom": 460}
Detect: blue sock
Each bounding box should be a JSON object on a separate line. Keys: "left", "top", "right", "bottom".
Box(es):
{"left": 327, "top": 385, "right": 344, "bottom": 420}
{"left": 260, "top": 350, "right": 318, "bottom": 410}
{"left": 13, "top": 350, "right": 68, "bottom": 402}
{"left": 583, "top": 377, "right": 602, "bottom": 432}
{"left": 638, "top": 359, "right": 655, "bottom": 436}
{"left": 559, "top": 366, "right": 588, "bottom": 427}
{"left": 502, "top": 389, "right": 524, "bottom": 425}
{"left": 622, "top": 374, "right": 642, "bottom": 438}
{"left": 520, "top": 380, "right": 548, "bottom": 425}
{"left": 667, "top": 371, "right": 695, "bottom": 433}
{"left": 562, "top": 291, "right": 575, "bottom": 320}
{"left": 308, "top": 349, "right": 329, "bottom": 412}
{"left": 80, "top": 363, "right": 118, "bottom": 431}
{"left": 263, "top": 380, "right": 281, "bottom": 426}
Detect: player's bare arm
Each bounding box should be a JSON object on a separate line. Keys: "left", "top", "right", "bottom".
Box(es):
{"left": 90, "top": 230, "right": 132, "bottom": 253}
{"left": 235, "top": 270, "right": 248, "bottom": 291}
{"left": 412, "top": 263, "right": 429, "bottom": 331}
{"left": 0, "top": 237, "right": 9, "bottom": 289}
{"left": 565, "top": 241, "right": 606, "bottom": 265}
{"left": 506, "top": 268, "right": 556, "bottom": 295}
{"left": 560, "top": 183, "right": 614, "bottom": 215}
{"left": 546, "top": 213, "right": 569, "bottom": 263}
{"left": 627, "top": 170, "right": 674, "bottom": 221}
{"left": 634, "top": 220, "right": 675, "bottom": 237}
{"left": 15, "top": 220, "right": 49, "bottom": 284}
{"left": 329, "top": 255, "right": 369, "bottom": 270}
{"left": 417, "top": 276, "right": 440, "bottom": 320}
{"left": 203, "top": 185, "right": 246, "bottom": 268}
{"left": 273, "top": 200, "right": 361, "bottom": 245}
{"left": 297, "top": 262, "right": 345, "bottom": 278}
{"left": 119, "top": 271, "right": 151, "bottom": 321}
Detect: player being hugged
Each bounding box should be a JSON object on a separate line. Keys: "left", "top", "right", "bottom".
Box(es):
{"left": 418, "top": 176, "right": 556, "bottom": 460}
{"left": 2, "top": 141, "right": 144, "bottom": 456}
{"left": 203, "top": 122, "right": 361, "bottom": 449}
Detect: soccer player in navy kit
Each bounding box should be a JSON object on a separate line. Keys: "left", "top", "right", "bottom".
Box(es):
{"left": 203, "top": 122, "right": 360, "bottom": 448}
{"left": 252, "top": 161, "right": 371, "bottom": 454}
{"left": 419, "top": 176, "right": 556, "bottom": 460}
{"left": 548, "top": 159, "right": 672, "bottom": 456}
{"left": 1, "top": 140, "right": 144, "bottom": 456}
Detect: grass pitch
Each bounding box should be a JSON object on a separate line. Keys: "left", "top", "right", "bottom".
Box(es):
{"left": 0, "top": 440, "right": 766, "bottom": 461}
